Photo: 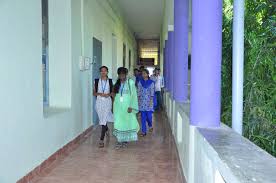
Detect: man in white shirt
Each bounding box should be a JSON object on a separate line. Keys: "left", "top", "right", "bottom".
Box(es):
{"left": 151, "top": 68, "right": 164, "bottom": 110}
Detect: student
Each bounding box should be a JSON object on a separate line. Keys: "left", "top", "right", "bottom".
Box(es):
{"left": 150, "top": 68, "right": 164, "bottom": 110}
{"left": 132, "top": 68, "right": 140, "bottom": 86}
{"left": 138, "top": 69, "right": 155, "bottom": 136}
{"left": 113, "top": 67, "right": 139, "bottom": 149}
{"left": 135, "top": 66, "right": 144, "bottom": 86}
{"left": 139, "top": 65, "right": 145, "bottom": 71}
{"left": 133, "top": 68, "right": 140, "bottom": 79}
{"left": 93, "top": 66, "right": 114, "bottom": 148}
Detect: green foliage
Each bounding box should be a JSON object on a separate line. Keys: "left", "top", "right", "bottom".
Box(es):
{"left": 222, "top": 0, "right": 276, "bottom": 156}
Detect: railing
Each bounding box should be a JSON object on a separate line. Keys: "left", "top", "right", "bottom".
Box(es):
{"left": 164, "top": 91, "right": 276, "bottom": 183}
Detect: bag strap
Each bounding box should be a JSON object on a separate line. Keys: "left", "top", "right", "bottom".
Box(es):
{"left": 96, "top": 78, "right": 113, "bottom": 93}
{"left": 95, "top": 79, "right": 99, "bottom": 92}
{"left": 109, "top": 79, "right": 113, "bottom": 93}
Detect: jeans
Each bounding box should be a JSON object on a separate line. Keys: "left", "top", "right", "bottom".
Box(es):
{"left": 155, "top": 91, "right": 163, "bottom": 110}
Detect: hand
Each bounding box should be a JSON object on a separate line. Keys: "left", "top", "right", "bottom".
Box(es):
{"left": 127, "top": 107, "right": 132, "bottom": 113}
{"left": 111, "top": 93, "right": 115, "bottom": 98}
{"left": 150, "top": 98, "right": 153, "bottom": 106}
{"left": 99, "top": 93, "right": 107, "bottom": 97}
{"left": 103, "top": 94, "right": 109, "bottom": 98}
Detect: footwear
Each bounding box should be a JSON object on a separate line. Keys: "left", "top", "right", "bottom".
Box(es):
{"left": 139, "top": 133, "right": 147, "bottom": 137}
{"left": 149, "top": 128, "right": 153, "bottom": 133}
{"left": 122, "top": 142, "right": 128, "bottom": 148}
{"left": 98, "top": 140, "right": 104, "bottom": 148}
{"left": 115, "top": 142, "right": 122, "bottom": 149}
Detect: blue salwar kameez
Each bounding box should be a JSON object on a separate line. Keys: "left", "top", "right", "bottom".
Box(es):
{"left": 137, "top": 79, "right": 155, "bottom": 134}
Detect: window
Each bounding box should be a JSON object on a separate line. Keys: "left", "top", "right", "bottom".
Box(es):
{"left": 42, "top": 0, "right": 49, "bottom": 106}
{"left": 43, "top": 0, "right": 72, "bottom": 114}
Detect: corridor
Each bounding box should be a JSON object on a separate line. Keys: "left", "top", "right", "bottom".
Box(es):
{"left": 30, "top": 111, "right": 185, "bottom": 183}
{"left": 2, "top": 0, "right": 276, "bottom": 182}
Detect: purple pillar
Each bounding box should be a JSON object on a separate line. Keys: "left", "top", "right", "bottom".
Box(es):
{"left": 190, "top": 0, "right": 222, "bottom": 127}
{"left": 163, "top": 46, "right": 166, "bottom": 87}
{"left": 164, "top": 40, "right": 169, "bottom": 89}
{"left": 166, "top": 37, "right": 170, "bottom": 90}
{"left": 168, "top": 31, "right": 174, "bottom": 94}
{"left": 173, "top": 0, "right": 189, "bottom": 102}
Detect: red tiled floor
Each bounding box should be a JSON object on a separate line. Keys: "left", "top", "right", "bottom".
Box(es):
{"left": 31, "top": 111, "right": 186, "bottom": 183}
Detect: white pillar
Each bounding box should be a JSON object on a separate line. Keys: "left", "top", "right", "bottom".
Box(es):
{"left": 232, "top": 0, "right": 245, "bottom": 135}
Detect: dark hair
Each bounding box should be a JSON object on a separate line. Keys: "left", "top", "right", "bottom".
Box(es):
{"left": 141, "top": 69, "right": 150, "bottom": 79}
{"left": 99, "top": 66, "right": 108, "bottom": 72}
{"left": 113, "top": 67, "right": 128, "bottom": 93}
{"left": 134, "top": 68, "right": 139, "bottom": 72}
{"left": 117, "top": 67, "right": 127, "bottom": 75}
{"left": 142, "top": 69, "right": 149, "bottom": 75}
{"left": 139, "top": 66, "right": 145, "bottom": 70}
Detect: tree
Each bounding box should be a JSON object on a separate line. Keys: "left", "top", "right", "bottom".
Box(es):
{"left": 222, "top": 0, "right": 276, "bottom": 156}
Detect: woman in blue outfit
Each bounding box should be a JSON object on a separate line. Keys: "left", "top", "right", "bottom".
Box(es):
{"left": 137, "top": 69, "right": 155, "bottom": 137}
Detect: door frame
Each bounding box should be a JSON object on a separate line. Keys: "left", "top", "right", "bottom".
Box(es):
{"left": 92, "top": 37, "right": 102, "bottom": 125}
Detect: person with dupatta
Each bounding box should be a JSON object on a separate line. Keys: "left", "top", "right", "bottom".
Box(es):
{"left": 113, "top": 67, "right": 140, "bottom": 149}
{"left": 137, "top": 69, "right": 155, "bottom": 137}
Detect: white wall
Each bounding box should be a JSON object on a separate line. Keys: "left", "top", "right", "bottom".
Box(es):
{"left": 82, "top": 0, "right": 136, "bottom": 76}
{"left": 164, "top": 93, "right": 226, "bottom": 183}
{"left": 81, "top": 0, "right": 137, "bottom": 125}
{"left": 160, "top": 0, "right": 192, "bottom": 75}
{"left": 0, "top": 0, "right": 136, "bottom": 182}
{"left": 48, "top": 0, "right": 72, "bottom": 108}
{"left": 159, "top": 0, "right": 174, "bottom": 75}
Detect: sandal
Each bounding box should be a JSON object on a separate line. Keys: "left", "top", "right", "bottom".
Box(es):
{"left": 149, "top": 128, "right": 153, "bottom": 133}
{"left": 139, "top": 133, "right": 147, "bottom": 137}
{"left": 98, "top": 141, "right": 104, "bottom": 148}
{"left": 115, "top": 142, "right": 122, "bottom": 149}
{"left": 122, "top": 142, "right": 128, "bottom": 148}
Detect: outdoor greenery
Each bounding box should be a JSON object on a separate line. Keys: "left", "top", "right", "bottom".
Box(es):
{"left": 222, "top": 0, "right": 276, "bottom": 156}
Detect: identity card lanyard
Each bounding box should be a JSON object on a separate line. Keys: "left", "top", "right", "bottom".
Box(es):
{"left": 101, "top": 79, "right": 108, "bottom": 94}
{"left": 120, "top": 82, "right": 125, "bottom": 102}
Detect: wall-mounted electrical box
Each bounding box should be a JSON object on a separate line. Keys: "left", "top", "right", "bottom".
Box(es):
{"left": 84, "top": 57, "right": 91, "bottom": 70}
{"left": 79, "top": 56, "right": 91, "bottom": 71}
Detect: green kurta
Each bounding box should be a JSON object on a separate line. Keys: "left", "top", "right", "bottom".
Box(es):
{"left": 113, "top": 79, "right": 139, "bottom": 142}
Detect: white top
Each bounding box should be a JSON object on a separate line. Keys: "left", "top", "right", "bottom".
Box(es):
{"left": 96, "top": 79, "right": 111, "bottom": 100}
{"left": 95, "top": 79, "right": 113, "bottom": 124}
{"left": 150, "top": 75, "right": 164, "bottom": 92}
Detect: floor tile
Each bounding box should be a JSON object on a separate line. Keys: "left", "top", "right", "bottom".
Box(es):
{"left": 31, "top": 111, "right": 186, "bottom": 183}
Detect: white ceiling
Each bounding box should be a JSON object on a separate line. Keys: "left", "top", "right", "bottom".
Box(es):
{"left": 116, "top": 0, "right": 165, "bottom": 39}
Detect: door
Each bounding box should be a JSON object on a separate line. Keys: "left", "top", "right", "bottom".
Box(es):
{"left": 92, "top": 38, "right": 102, "bottom": 125}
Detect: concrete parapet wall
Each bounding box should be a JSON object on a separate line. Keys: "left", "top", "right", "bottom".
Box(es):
{"left": 164, "top": 91, "right": 276, "bottom": 183}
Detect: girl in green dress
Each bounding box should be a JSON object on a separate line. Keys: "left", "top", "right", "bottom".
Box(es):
{"left": 113, "top": 67, "right": 139, "bottom": 148}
